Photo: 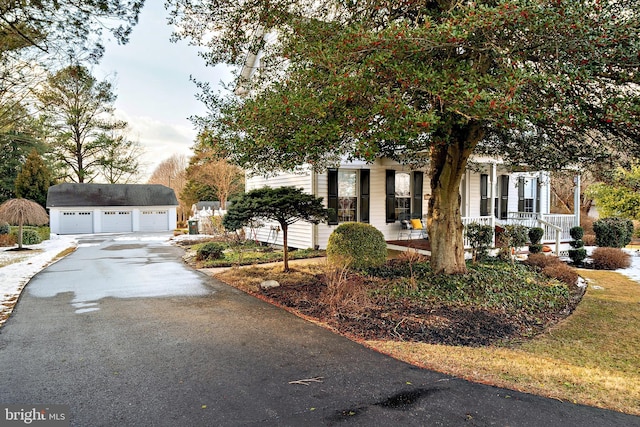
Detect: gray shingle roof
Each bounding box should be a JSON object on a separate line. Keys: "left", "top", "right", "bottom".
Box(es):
{"left": 46, "top": 183, "right": 179, "bottom": 207}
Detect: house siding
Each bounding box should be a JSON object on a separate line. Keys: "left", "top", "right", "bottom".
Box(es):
{"left": 245, "top": 169, "right": 316, "bottom": 249}
{"left": 244, "top": 160, "right": 553, "bottom": 250}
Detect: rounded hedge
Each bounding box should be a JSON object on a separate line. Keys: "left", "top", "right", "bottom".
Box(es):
{"left": 0, "top": 222, "right": 9, "bottom": 235}
{"left": 11, "top": 228, "right": 42, "bottom": 245}
{"left": 327, "top": 222, "right": 387, "bottom": 270}
{"left": 528, "top": 227, "right": 544, "bottom": 245}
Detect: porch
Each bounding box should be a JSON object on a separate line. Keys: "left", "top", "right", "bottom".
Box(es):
{"left": 388, "top": 212, "right": 577, "bottom": 256}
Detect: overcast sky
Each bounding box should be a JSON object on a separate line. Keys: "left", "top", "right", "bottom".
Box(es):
{"left": 96, "top": 2, "right": 233, "bottom": 180}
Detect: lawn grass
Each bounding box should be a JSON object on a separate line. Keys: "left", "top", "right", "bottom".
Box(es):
{"left": 205, "top": 243, "right": 640, "bottom": 415}
{"left": 367, "top": 269, "right": 640, "bottom": 415}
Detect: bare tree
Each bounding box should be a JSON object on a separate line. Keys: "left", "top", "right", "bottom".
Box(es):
{"left": 147, "top": 154, "right": 189, "bottom": 223}
{"left": 183, "top": 147, "right": 244, "bottom": 209}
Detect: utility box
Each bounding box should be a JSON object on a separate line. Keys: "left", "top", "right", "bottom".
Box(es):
{"left": 188, "top": 220, "right": 199, "bottom": 235}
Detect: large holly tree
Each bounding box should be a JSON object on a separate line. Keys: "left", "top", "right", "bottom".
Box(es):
{"left": 168, "top": 0, "right": 640, "bottom": 274}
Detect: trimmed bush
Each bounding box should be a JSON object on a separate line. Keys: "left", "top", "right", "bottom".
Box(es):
{"left": 0, "top": 222, "right": 9, "bottom": 235}
{"left": 523, "top": 253, "right": 562, "bottom": 270}
{"left": 327, "top": 222, "right": 387, "bottom": 270}
{"left": 528, "top": 227, "right": 544, "bottom": 244}
{"left": 568, "top": 226, "right": 587, "bottom": 265}
{"left": 196, "top": 242, "right": 226, "bottom": 261}
{"left": 543, "top": 263, "right": 578, "bottom": 286}
{"left": 568, "top": 248, "right": 587, "bottom": 264}
{"left": 466, "top": 223, "right": 494, "bottom": 262}
{"left": 593, "top": 217, "right": 634, "bottom": 248}
{"left": 591, "top": 247, "right": 631, "bottom": 270}
{"left": 11, "top": 228, "right": 42, "bottom": 245}
{"left": 570, "top": 226, "right": 584, "bottom": 241}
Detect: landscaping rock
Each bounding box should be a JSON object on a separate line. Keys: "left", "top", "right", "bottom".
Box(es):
{"left": 260, "top": 280, "right": 280, "bottom": 290}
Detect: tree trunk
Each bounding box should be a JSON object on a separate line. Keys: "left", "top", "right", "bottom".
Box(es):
{"left": 282, "top": 223, "right": 289, "bottom": 272}
{"left": 17, "top": 222, "right": 23, "bottom": 249}
{"left": 427, "top": 123, "right": 484, "bottom": 274}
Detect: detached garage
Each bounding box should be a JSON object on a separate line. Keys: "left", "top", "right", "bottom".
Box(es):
{"left": 47, "top": 183, "right": 179, "bottom": 235}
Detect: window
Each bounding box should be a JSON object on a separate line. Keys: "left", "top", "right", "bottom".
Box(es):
{"left": 395, "top": 172, "right": 411, "bottom": 220}
{"left": 518, "top": 177, "right": 538, "bottom": 213}
{"left": 480, "top": 174, "right": 489, "bottom": 216}
{"left": 338, "top": 170, "right": 357, "bottom": 222}
{"left": 327, "top": 169, "right": 370, "bottom": 225}
{"left": 385, "top": 170, "right": 424, "bottom": 223}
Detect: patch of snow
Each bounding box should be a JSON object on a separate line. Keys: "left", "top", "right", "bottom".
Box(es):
{"left": 0, "top": 234, "right": 77, "bottom": 326}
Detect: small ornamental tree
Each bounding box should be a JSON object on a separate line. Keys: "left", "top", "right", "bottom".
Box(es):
{"left": 223, "top": 186, "right": 328, "bottom": 271}
{"left": 528, "top": 227, "right": 544, "bottom": 254}
{"left": 0, "top": 198, "right": 49, "bottom": 249}
{"left": 568, "top": 226, "right": 587, "bottom": 265}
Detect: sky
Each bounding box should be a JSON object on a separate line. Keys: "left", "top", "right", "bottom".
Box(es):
{"left": 95, "top": 2, "right": 234, "bottom": 180}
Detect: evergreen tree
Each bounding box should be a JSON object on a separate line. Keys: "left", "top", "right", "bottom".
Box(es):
{"left": 15, "top": 150, "right": 53, "bottom": 208}
{"left": 223, "top": 187, "right": 328, "bottom": 271}
{"left": 36, "top": 65, "right": 129, "bottom": 183}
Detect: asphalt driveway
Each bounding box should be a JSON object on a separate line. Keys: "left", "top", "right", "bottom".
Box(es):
{"left": 0, "top": 233, "right": 637, "bottom": 426}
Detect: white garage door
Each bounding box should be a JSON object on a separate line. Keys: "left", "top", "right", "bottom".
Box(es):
{"left": 102, "top": 211, "right": 132, "bottom": 232}
{"left": 60, "top": 211, "right": 93, "bottom": 234}
{"left": 139, "top": 210, "right": 169, "bottom": 231}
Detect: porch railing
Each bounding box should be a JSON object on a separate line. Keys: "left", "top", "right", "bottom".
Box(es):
{"left": 462, "top": 213, "right": 575, "bottom": 254}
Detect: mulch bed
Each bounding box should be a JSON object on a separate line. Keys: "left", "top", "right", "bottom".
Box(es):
{"left": 253, "top": 274, "right": 585, "bottom": 347}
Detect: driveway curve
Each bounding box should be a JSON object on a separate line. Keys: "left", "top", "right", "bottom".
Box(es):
{"left": 0, "top": 233, "right": 637, "bottom": 426}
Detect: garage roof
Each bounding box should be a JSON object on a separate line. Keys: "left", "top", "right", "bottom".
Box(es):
{"left": 47, "top": 183, "right": 179, "bottom": 208}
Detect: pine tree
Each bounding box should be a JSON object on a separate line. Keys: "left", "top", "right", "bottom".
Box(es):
{"left": 14, "top": 150, "right": 53, "bottom": 208}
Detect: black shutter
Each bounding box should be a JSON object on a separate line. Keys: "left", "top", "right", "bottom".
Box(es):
{"left": 360, "top": 170, "right": 370, "bottom": 223}
{"left": 327, "top": 169, "right": 338, "bottom": 225}
{"left": 535, "top": 178, "right": 541, "bottom": 213}
{"left": 412, "top": 171, "right": 423, "bottom": 218}
{"left": 517, "top": 176, "right": 525, "bottom": 212}
{"left": 386, "top": 170, "right": 396, "bottom": 223}
{"left": 500, "top": 175, "right": 509, "bottom": 219}
{"left": 480, "top": 174, "right": 488, "bottom": 216}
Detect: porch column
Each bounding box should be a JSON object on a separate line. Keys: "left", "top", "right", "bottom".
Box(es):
{"left": 489, "top": 163, "right": 496, "bottom": 224}
{"left": 574, "top": 173, "right": 581, "bottom": 227}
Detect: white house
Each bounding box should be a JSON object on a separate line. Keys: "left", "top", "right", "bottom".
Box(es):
{"left": 245, "top": 157, "right": 579, "bottom": 253}
{"left": 47, "top": 183, "right": 178, "bottom": 234}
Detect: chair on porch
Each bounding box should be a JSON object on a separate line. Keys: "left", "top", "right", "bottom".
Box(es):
{"left": 398, "top": 217, "right": 428, "bottom": 240}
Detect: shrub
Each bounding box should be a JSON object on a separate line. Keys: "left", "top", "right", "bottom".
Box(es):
{"left": 568, "top": 248, "right": 588, "bottom": 264}
{"left": 497, "top": 224, "right": 528, "bottom": 260}
{"left": 593, "top": 217, "right": 634, "bottom": 248}
{"left": 0, "top": 234, "right": 17, "bottom": 246}
{"left": 196, "top": 242, "right": 226, "bottom": 261}
{"left": 466, "top": 223, "right": 494, "bottom": 262}
{"left": 591, "top": 247, "right": 631, "bottom": 270}
{"left": 0, "top": 222, "right": 9, "bottom": 235}
{"left": 11, "top": 228, "right": 42, "bottom": 245}
{"left": 528, "top": 227, "right": 544, "bottom": 244}
{"left": 327, "top": 223, "right": 387, "bottom": 270}
{"left": 523, "top": 253, "right": 561, "bottom": 270}
{"left": 543, "top": 263, "right": 578, "bottom": 286}
{"left": 568, "top": 226, "right": 586, "bottom": 265}
{"left": 583, "top": 233, "right": 596, "bottom": 246}
{"left": 528, "top": 227, "right": 544, "bottom": 254}
{"left": 570, "top": 226, "right": 584, "bottom": 241}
